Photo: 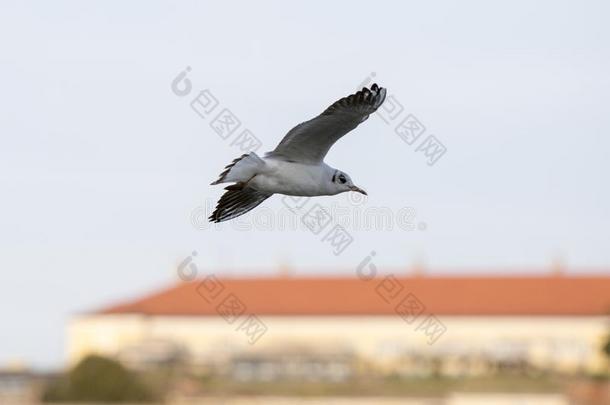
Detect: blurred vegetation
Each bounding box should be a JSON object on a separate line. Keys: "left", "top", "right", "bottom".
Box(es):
{"left": 187, "top": 373, "right": 565, "bottom": 397}
{"left": 603, "top": 334, "right": 610, "bottom": 362}
{"left": 37, "top": 351, "right": 610, "bottom": 400}
{"left": 602, "top": 333, "right": 610, "bottom": 377}
{"left": 41, "top": 355, "right": 158, "bottom": 403}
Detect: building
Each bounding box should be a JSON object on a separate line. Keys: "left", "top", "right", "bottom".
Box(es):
{"left": 0, "top": 366, "right": 39, "bottom": 404}
{"left": 68, "top": 274, "right": 610, "bottom": 379}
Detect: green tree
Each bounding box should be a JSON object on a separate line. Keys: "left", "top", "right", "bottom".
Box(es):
{"left": 42, "top": 355, "right": 156, "bottom": 402}
{"left": 603, "top": 334, "right": 610, "bottom": 374}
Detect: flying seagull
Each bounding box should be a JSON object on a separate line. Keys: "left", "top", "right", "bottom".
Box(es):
{"left": 209, "top": 83, "right": 387, "bottom": 222}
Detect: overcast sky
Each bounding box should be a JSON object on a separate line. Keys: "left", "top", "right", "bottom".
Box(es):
{"left": 1, "top": 0, "right": 609, "bottom": 369}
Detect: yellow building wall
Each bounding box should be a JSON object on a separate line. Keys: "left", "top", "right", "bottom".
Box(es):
{"left": 67, "top": 315, "right": 609, "bottom": 374}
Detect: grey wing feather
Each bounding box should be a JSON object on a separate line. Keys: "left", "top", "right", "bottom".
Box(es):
{"left": 209, "top": 185, "right": 273, "bottom": 223}
{"left": 266, "top": 83, "right": 387, "bottom": 164}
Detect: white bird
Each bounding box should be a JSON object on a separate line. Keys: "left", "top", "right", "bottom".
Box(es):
{"left": 209, "top": 83, "right": 387, "bottom": 222}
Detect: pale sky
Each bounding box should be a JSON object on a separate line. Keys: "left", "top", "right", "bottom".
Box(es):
{"left": 1, "top": 0, "right": 609, "bottom": 369}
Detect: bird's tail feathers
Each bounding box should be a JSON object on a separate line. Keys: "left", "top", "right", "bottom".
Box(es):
{"left": 211, "top": 152, "right": 265, "bottom": 185}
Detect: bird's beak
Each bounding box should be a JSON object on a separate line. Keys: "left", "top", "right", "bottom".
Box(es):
{"left": 350, "top": 185, "right": 368, "bottom": 195}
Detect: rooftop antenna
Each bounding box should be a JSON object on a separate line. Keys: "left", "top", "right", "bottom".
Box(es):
{"left": 411, "top": 250, "right": 426, "bottom": 277}
{"left": 277, "top": 251, "right": 293, "bottom": 278}
{"left": 550, "top": 250, "right": 566, "bottom": 276}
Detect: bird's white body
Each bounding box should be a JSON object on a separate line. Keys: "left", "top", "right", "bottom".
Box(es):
{"left": 249, "top": 158, "right": 337, "bottom": 196}
{"left": 208, "top": 83, "right": 387, "bottom": 222}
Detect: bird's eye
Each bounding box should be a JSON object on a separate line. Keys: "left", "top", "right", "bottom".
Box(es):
{"left": 338, "top": 174, "right": 346, "bottom": 184}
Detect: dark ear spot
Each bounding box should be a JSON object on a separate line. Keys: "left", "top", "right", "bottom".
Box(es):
{"left": 331, "top": 172, "right": 337, "bottom": 183}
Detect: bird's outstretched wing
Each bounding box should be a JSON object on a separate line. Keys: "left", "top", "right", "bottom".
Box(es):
{"left": 209, "top": 185, "right": 273, "bottom": 223}
{"left": 266, "top": 83, "right": 387, "bottom": 164}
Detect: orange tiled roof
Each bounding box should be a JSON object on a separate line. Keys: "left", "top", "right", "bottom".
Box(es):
{"left": 98, "top": 275, "right": 610, "bottom": 316}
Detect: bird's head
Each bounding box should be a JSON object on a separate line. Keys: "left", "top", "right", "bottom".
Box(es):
{"left": 331, "top": 170, "right": 367, "bottom": 196}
